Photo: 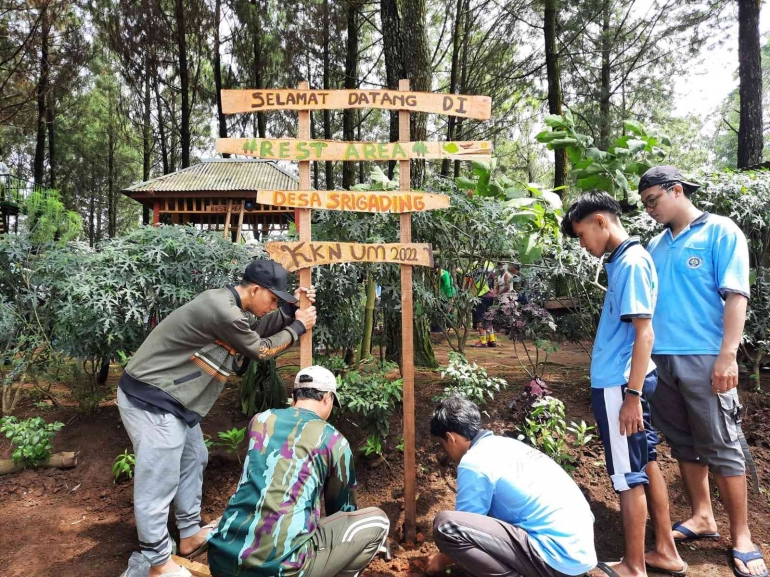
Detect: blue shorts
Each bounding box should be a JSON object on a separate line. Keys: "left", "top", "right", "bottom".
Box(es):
{"left": 591, "top": 371, "right": 659, "bottom": 492}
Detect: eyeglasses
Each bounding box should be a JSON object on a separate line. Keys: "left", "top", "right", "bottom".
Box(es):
{"left": 641, "top": 184, "right": 675, "bottom": 210}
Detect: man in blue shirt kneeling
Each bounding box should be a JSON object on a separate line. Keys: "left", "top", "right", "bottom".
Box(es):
{"left": 425, "top": 395, "right": 597, "bottom": 577}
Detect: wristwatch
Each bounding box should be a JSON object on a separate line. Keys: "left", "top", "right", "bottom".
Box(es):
{"left": 625, "top": 387, "right": 642, "bottom": 398}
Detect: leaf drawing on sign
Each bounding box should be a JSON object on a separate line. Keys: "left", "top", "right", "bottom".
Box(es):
{"left": 412, "top": 141, "right": 428, "bottom": 157}
{"left": 442, "top": 142, "right": 460, "bottom": 154}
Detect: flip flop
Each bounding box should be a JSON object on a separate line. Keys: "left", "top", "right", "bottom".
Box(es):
{"left": 596, "top": 562, "right": 622, "bottom": 577}
{"left": 728, "top": 548, "right": 769, "bottom": 577}
{"left": 672, "top": 521, "right": 720, "bottom": 542}
{"left": 646, "top": 561, "right": 689, "bottom": 577}
{"left": 179, "top": 516, "right": 221, "bottom": 560}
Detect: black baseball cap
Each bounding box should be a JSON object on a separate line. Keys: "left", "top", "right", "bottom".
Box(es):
{"left": 638, "top": 165, "right": 701, "bottom": 195}
{"left": 243, "top": 260, "right": 297, "bottom": 303}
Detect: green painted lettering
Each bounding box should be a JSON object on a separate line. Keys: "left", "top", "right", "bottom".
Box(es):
{"left": 260, "top": 140, "right": 274, "bottom": 158}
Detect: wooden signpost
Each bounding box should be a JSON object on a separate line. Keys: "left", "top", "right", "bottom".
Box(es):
{"left": 222, "top": 88, "right": 491, "bottom": 119}
{"left": 217, "top": 138, "right": 492, "bottom": 161}
{"left": 256, "top": 190, "right": 450, "bottom": 213}
{"left": 218, "top": 80, "right": 492, "bottom": 546}
{"left": 266, "top": 241, "right": 434, "bottom": 271}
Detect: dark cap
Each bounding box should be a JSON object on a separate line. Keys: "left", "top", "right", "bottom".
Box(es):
{"left": 638, "top": 165, "right": 701, "bottom": 195}
{"left": 243, "top": 260, "right": 297, "bottom": 303}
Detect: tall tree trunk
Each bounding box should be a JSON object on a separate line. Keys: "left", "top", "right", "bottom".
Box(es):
{"left": 154, "top": 73, "right": 170, "bottom": 174}
{"left": 380, "top": 0, "right": 403, "bottom": 180}
{"left": 108, "top": 129, "right": 115, "bottom": 237}
{"left": 175, "top": 0, "right": 190, "bottom": 168}
{"left": 214, "top": 0, "right": 229, "bottom": 157}
{"left": 142, "top": 58, "right": 152, "bottom": 224}
{"left": 46, "top": 89, "right": 55, "bottom": 189}
{"left": 454, "top": 4, "right": 472, "bottom": 178}
{"left": 737, "top": 0, "right": 764, "bottom": 169}
{"left": 413, "top": 315, "right": 438, "bottom": 368}
{"left": 358, "top": 272, "right": 376, "bottom": 361}
{"left": 442, "top": 0, "right": 464, "bottom": 177}
{"left": 323, "top": 0, "right": 334, "bottom": 187}
{"left": 402, "top": 0, "right": 431, "bottom": 188}
{"left": 34, "top": 5, "right": 49, "bottom": 187}
{"left": 88, "top": 168, "right": 95, "bottom": 247}
{"left": 544, "top": 0, "right": 566, "bottom": 192}
{"left": 253, "top": 0, "right": 266, "bottom": 138}
{"left": 169, "top": 89, "right": 177, "bottom": 172}
{"left": 598, "top": 4, "right": 611, "bottom": 150}
{"left": 343, "top": 1, "right": 361, "bottom": 190}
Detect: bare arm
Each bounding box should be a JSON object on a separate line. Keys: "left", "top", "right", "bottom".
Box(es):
{"left": 712, "top": 292, "right": 748, "bottom": 394}
{"left": 618, "top": 317, "right": 654, "bottom": 436}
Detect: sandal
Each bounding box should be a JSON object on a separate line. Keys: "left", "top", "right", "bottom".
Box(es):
{"left": 672, "top": 521, "right": 720, "bottom": 542}
{"left": 179, "top": 517, "right": 221, "bottom": 560}
{"left": 728, "top": 548, "right": 768, "bottom": 577}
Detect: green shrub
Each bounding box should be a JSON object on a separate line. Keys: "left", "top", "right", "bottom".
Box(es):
{"left": 336, "top": 361, "right": 402, "bottom": 441}
{"left": 0, "top": 416, "right": 65, "bottom": 466}
{"left": 434, "top": 351, "right": 508, "bottom": 407}
{"left": 516, "top": 396, "right": 595, "bottom": 472}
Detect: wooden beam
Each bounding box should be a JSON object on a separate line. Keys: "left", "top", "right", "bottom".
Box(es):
{"left": 172, "top": 556, "right": 211, "bottom": 577}
{"left": 235, "top": 201, "right": 245, "bottom": 242}
{"left": 399, "top": 78, "right": 416, "bottom": 545}
{"left": 297, "top": 81, "right": 312, "bottom": 369}
{"left": 216, "top": 138, "right": 492, "bottom": 161}
{"left": 221, "top": 88, "right": 492, "bottom": 120}
{"left": 265, "top": 241, "right": 433, "bottom": 272}
{"left": 223, "top": 200, "right": 232, "bottom": 239}
{"left": 256, "top": 190, "right": 450, "bottom": 213}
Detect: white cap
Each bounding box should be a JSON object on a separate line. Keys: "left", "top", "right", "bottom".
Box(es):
{"left": 294, "top": 366, "right": 340, "bottom": 406}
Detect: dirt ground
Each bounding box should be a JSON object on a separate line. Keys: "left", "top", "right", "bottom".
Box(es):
{"left": 1, "top": 339, "right": 769, "bottom": 577}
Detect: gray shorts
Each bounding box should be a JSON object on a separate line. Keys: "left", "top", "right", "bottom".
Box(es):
{"left": 650, "top": 354, "right": 745, "bottom": 477}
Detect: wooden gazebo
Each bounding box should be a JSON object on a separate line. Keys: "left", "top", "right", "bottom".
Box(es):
{"left": 121, "top": 159, "right": 298, "bottom": 241}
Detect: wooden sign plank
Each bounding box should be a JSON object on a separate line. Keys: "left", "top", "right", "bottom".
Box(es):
{"left": 221, "top": 89, "right": 491, "bottom": 120}
{"left": 265, "top": 241, "right": 434, "bottom": 272}
{"left": 256, "top": 190, "right": 450, "bottom": 213}
{"left": 216, "top": 138, "right": 492, "bottom": 161}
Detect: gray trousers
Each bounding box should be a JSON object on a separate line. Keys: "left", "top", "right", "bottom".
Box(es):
{"left": 433, "top": 510, "right": 568, "bottom": 577}
{"left": 117, "top": 388, "right": 209, "bottom": 566}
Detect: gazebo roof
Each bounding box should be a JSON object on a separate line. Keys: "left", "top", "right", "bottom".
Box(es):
{"left": 122, "top": 159, "right": 298, "bottom": 195}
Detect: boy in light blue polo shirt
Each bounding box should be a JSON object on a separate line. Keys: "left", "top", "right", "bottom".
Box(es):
{"left": 640, "top": 165, "right": 765, "bottom": 577}
{"left": 562, "top": 192, "right": 685, "bottom": 577}
{"left": 425, "top": 395, "right": 596, "bottom": 577}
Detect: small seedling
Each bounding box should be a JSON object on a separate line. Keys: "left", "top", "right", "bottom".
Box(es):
{"left": 212, "top": 427, "right": 247, "bottom": 464}
{"left": 112, "top": 449, "right": 136, "bottom": 482}
{"left": 359, "top": 434, "right": 384, "bottom": 458}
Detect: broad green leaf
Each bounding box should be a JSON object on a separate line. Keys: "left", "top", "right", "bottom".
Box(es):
{"left": 535, "top": 130, "right": 569, "bottom": 143}
{"left": 507, "top": 197, "right": 539, "bottom": 208}
{"left": 587, "top": 148, "right": 608, "bottom": 163}
{"left": 455, "top": 176, "right": 477, "bottom": 190}
{"left": 548, "top": 137, "right": 578, "bottom": 150}
{"left": 508, "top": 211, "right": 538, "bottom": 224}
{"left": 627, "top": 139, "right": 647, "bottom": 154}
{"left": 541, "top": 191, "right": 563, "bottom": 209}
{"left": 544, "top": 114, "right": 565, "bottom": 128}
{"left": 615, "top": 170, "right": 630, "bottom": 192}
{"left": 623, "top": 119, "right": 646, "bottom": 137}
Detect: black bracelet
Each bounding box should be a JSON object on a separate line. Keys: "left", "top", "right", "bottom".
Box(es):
{"left": 625, "top": 387, "right": 642, "bottom": 397}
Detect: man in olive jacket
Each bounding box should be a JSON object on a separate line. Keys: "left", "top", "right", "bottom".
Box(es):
{"left": 117, "top": 259, "right": 317, "bottom": 577}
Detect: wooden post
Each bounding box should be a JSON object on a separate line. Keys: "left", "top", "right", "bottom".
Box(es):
{"left": 235, "top": 200, "right": 245, "bottom": 242}
{"left": 153, "top": 200, "right": 160, "bottom": 226}
{"left": 399, "top": 78, "right": 416, "bottom": 544}
{"left": 298, "top": 81, "right": 313, "bottom": 368}
{"left": 223, "top": 199, "right": 232, "bottom": 239}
